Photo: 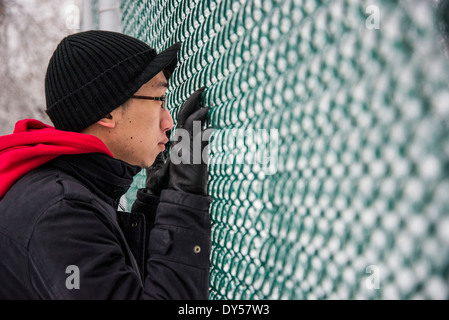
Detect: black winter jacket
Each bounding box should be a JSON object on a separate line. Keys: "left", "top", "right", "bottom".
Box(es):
{"left": 0, "top": 153, "right": 212, "bottom": 299}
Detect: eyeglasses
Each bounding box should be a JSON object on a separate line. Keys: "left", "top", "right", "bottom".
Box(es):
{"left": 131, "top": 95, "right": 167, "bottom": 110}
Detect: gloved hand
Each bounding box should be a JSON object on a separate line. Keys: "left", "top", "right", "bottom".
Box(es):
{"left": 145, "top": 87, "right": 213, "bottom": 196}
{"left": 169, "top": 87, "right": 213, "bottom": 196}
{"left": 144, "top": 141, "right": 170, "bottom": 197}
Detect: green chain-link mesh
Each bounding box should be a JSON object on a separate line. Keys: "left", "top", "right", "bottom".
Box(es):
{"left": 91, "top": 0, "right": 100, "bottom": 30}
{"left": 116, "top": 0, "right": 449, "bottom": 299}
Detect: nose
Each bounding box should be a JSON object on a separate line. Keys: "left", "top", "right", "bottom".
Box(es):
{"left": 161, "top": 108, "right": 174, "bottom": 133}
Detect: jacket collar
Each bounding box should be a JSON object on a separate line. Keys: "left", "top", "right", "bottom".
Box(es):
{"left": 49, "top": 153, "right": 142, "bottom": 208}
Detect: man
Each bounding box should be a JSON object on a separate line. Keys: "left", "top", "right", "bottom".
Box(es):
{"left": 0, "top": 30, "right": 213, "bottom": 299}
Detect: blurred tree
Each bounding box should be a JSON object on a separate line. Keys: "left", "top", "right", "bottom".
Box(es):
{"left": 0, "top": 0, "right": 80, "bottom": 135}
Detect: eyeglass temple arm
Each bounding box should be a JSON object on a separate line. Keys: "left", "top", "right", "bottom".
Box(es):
{"left": 132, "top": 95, "right": 166, "bottom": 101}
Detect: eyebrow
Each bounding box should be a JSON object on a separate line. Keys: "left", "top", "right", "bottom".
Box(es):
{"left": 157, "top": 81, "right": 169, "bottom": 88}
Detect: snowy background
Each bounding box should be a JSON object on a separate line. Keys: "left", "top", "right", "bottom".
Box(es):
{"left": 0, "top": 0, "right": 81, "bottom": 135}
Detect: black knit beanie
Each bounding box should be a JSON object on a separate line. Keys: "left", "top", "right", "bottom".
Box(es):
{"left": 45, "top": 30, "right": 180, "bottom": 132}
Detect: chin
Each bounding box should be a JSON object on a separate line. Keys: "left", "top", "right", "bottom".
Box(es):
{"left": 145, "top": 161, "right": 155, "bottom": 169}
{"left": 143, "top": 156, "right": 157, "bottom": 169}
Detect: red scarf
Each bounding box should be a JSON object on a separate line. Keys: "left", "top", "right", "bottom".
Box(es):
{"left": 0, "top": 119, "right": 113, "bottom": 201}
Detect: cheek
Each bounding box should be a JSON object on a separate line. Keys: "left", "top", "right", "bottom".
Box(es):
{"left": 128, "top": 122, "right": 160, "bottom": 151}
{"left": 126, "top": 111, "right": 159, "bottom": 137}
{"left": 124, "top": 109, "right": 162, "bottom": 147}
{"left": 135, "top": 108, "right": 160, "bottom": 128}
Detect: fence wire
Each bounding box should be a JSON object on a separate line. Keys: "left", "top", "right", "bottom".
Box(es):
{"left": 119, "top": 0, "right": 449, "bottom": 299}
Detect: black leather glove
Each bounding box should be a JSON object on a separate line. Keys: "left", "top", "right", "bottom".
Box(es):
{"left": 145, "top": 87, "right": 213, "bottom": 196}
{"left": 144, "top": 130, "right": 171, "bottom": 197}
{"left": 169, "top": 87, "right": 213, "bottom": 196}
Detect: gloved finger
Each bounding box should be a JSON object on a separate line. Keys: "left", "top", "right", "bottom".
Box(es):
{"left": 163, "top": 129, "right": 172, "bottom": 158}
{"left": 145, "top": 152, "right": 164, "bottom": 187}
{"left": 146, "top": 154, "right": 170, "bottom": 192}
{"left": 177, "top": 87, "right": 206, "bottom": 127}
{"left": 165, "top": 129, "right": 172, "bottom": 141}
{"left": 148, "top": 152, "right": 165, "bottom": 172}
{"left": 183, "top": 107, "right": 210, "bottom": 133}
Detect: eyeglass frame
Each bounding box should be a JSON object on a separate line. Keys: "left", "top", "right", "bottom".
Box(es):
{"left": 131, "top": 95, "right": 167, "bottom": 110}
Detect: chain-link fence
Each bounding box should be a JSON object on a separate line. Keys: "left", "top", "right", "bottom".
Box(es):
{"left": 117, "top": 0, "right": 449, "bottom": 299}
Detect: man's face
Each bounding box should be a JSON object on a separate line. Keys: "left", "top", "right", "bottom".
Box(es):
{"left": 112, "top": 71, "right": 174, "bottom": 168}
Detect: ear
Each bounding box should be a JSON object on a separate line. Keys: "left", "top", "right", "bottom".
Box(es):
{"left": 96, "top": 113, "right": 116, "bottom": 129}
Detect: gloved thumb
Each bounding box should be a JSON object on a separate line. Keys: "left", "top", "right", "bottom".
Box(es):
{"left": 177, "top": 87, "right": 206, "bottom": 128}
{"left": 183, "top": 107, "right": 210, "bottom": 133}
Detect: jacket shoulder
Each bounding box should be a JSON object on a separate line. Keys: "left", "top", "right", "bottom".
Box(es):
{"left": 3, "top": 165, "right": 94, "bottom": 207}
{"left": 55, "top": 176, "right": 93, "bottom": 203}
{"left": 0, "top": 165, "right": 94, "bottom": 246}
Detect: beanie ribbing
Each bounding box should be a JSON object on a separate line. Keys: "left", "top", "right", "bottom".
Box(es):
{"left": 45, "top": 30, "right": 180, "bottom": 132}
